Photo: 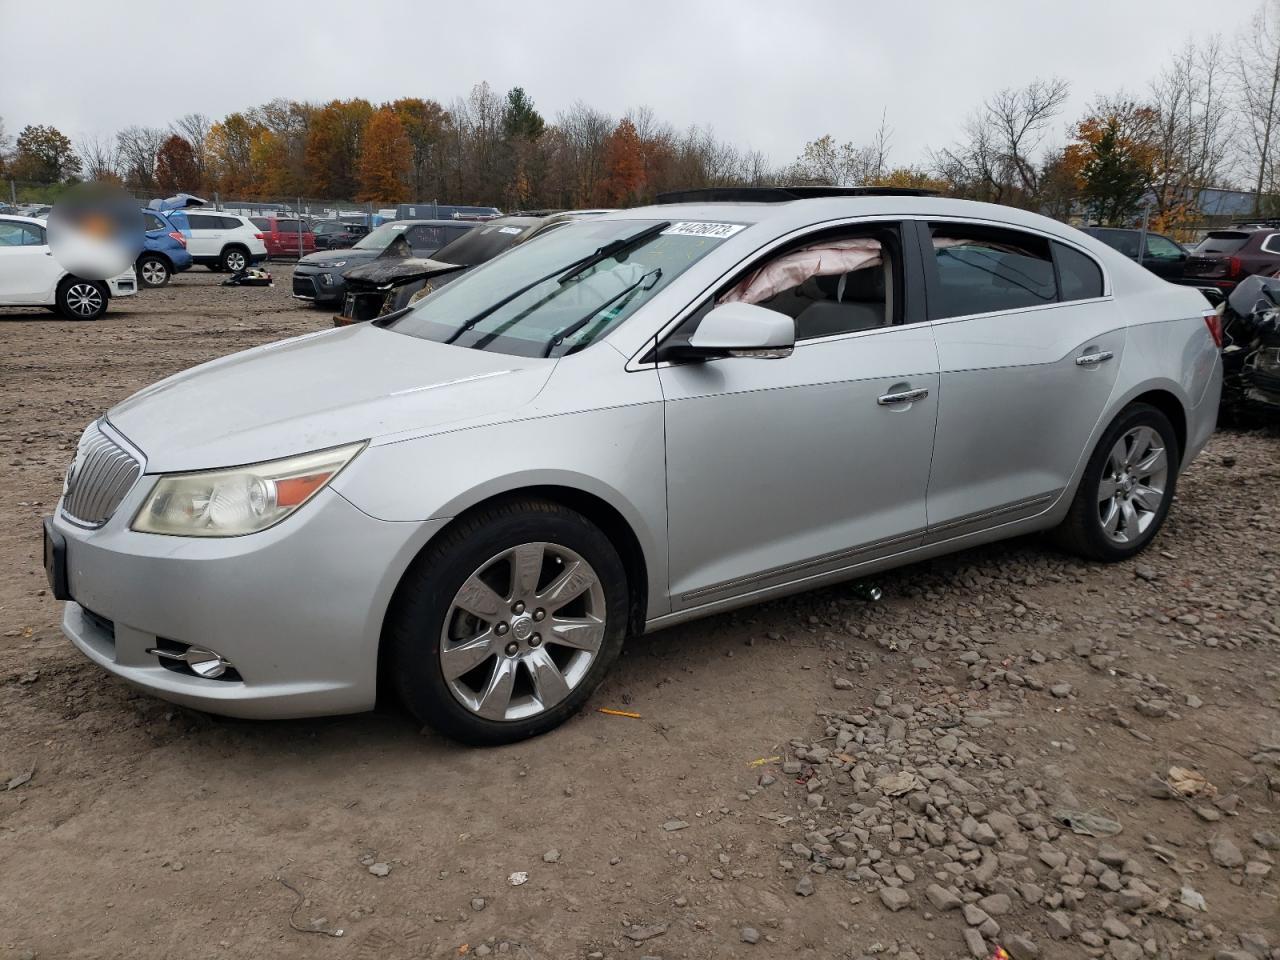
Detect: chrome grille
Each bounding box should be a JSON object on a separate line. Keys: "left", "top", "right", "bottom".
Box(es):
{"left": 61, "top": 423, "right": 142, "bottom": 528}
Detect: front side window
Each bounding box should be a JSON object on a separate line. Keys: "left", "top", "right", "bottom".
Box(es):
{"left": 929, "top": 223, "right": 1056, "bottom": 319}
{"left": 1144, "top": 235, "right": 1183, "bottom": 259}
{"left": 387, "top": 218, "right": 734, "bottom": 357}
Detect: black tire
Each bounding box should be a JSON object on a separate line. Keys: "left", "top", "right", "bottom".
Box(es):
{"left": 137, "top": 254, "right": 171, "bottom": 288}
{"left": 1053, "top": 402, "right": 1180, "bottom": 561}
{"left": 219, "top": 246, "right": 249, "bottom": 272}
{"left": 387, "top": 498, "right": 628, "bottom": 745}
{"left": 55, "top": 278, "right": 108, "bottom": 321}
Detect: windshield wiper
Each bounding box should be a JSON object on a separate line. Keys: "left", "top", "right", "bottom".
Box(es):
{"left": 442, "top": 221, "right": 670, "bottom": 346}
{"left": 542, "top": 268, "right": 662, "bottom": 358}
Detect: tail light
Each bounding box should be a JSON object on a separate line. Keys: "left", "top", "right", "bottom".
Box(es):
{"left": 254, "top": 232, "right": 265, "bottom": 240}
{"left": 1227, "top": 256, "right": 1243, "bottom": 278}
{"left": 168, "top": 231, "right": 186, "bottom": 247}
{"left": 1203, "top": 309, "right": 1223, "bottom": 348}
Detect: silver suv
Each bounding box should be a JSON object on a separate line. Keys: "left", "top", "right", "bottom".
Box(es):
{"left": 45, "top": 188, "right": 1222, "bottom": 744}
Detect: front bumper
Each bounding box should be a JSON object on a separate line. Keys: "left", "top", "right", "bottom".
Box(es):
{"left": 52, "top": 473, "right": 446, "bottom": 719}
{"left": 292, "top": 267, "right": 345, "bottom": 303}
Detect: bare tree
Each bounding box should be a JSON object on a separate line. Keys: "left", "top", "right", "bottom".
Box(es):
{"left": 77, "top": 133, "right": 119, "bottom": 181}
{"left": 115, "top": 125, "right": 167, "bottom": 189}
{"left": 933, "top": 78, "right": 1069, "bottom": 206}
{"left": 1235, "top": 1, "right": 1280, "bottom": 210}
{"left": 171, "top": 112, "right": 212, "bottom": 184}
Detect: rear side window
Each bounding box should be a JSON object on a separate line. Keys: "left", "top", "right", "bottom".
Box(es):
{"left": 1092, "top": 230, "right": 1138, "bottom": 258}
{"left": 1194, "top": 231, "right": 1250, "bottom": 255}
{"left": 143, "top": 212, "right": 167, "bottom": 232}
{"left": 1261, "top": 234, "right": 1280, "bottom": 255}
{"left": 222, "top": 216, "right": 244, "bottom": 229}
{"left": 250, "top": 217, "right": 270, "bottom": 230}
{"left": 0, "top": 221, "right": 44, "bottom": 245}
{"left": 929, "top": 223, "right": 1056, "bottom": 319}
{"left": 185, "top": 214, "right": 216, "bottom": 229}
{"left": 275, "top": 219, "right": 308, "bottom": 233}
{"left": 1054, "top": 242, "right": 1104, "bottom": 301}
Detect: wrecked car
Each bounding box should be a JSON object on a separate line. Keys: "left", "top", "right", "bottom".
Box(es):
{"left": 334, "top": 215, "right": 551, "bottom": 326}
{"left": 1219, "top": 269, "right": 1280, "bottom": 418}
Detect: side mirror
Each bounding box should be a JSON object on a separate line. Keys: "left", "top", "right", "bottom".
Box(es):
{"left": 664, "top": 302, "right": 795, "bottom": 362}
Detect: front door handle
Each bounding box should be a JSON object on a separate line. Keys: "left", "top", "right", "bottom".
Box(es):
{"left": 1075, "top": 351, "right": 1114, "bottom": 366}
{"left": 877, "top": 387, "right": 929, "bottom": 406}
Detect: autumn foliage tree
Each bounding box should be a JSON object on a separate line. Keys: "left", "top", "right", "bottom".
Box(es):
{"left": 155, "top": 134, "right": 200, "bottom": 192}
{"left": 11, "top": 124, "right": 81, "bottom": 183}
{"left": 305, "top": 99, "right": 374, "bottom": 198}
{"left": 1064, "top": 100, "right": 1160, "bottom": 224}
{"left": 600, "top": 118, "right": 646, "bottom": 205}
{"left": 357, "top": 107, "right": 411, "bottom": 203}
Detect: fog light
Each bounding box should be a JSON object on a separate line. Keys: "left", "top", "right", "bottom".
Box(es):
{"left": 147, "top": 644, "right": 235, "bottom": 679}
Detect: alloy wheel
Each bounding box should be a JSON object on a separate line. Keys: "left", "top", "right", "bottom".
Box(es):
{"left": 1097, "top": 425, "right": 1169, "bottom": 545}
{"left": 65, "top": 283, "right": 103, "bottom": 317}
{"left": 225, "top": 251, "right": 246, "bottom": 271}
{"left": 141, "top": 259, "right": 167, "bottom": 285}
{"left": 439, "top": 542, "right": 606, "bottom": 722}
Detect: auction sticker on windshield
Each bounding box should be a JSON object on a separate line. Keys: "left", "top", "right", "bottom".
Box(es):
{"left": 662, "top": 221, "right": 746, "bottom": 239}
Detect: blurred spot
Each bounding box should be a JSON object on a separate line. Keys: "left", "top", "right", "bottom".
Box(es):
{"left": 47, "top": 183, "right": 144, "bottom": 280}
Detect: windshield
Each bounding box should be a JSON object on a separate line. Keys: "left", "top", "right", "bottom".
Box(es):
{"left": 432, "top": 220, "right": 532, "bottom": 266}
{"left": 354, "top": 222, "right": 411, "bottom": 251}
{"left": 386, "top": 218, "right": 741, "bottom": 358}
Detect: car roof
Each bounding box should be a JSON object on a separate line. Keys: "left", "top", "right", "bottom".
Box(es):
{"left": 0, "top": 214, "right": 44, "bottom": 226}
{"left": 385, "top": 218, "right": 482, "bottom": 227}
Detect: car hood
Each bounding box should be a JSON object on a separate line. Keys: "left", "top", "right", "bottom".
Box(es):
{"left": 108, "top": 325, "right": 554, "bottom": 472}
{"left": 344, "top": 256, "right": 465, "bottom": 289}
{"left": 298, "top": 248, "right": 380, "bottom": 267}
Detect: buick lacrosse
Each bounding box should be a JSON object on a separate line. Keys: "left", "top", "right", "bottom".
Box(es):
{"left": 44, "top": 187, "right": 1222, "bottom": 744}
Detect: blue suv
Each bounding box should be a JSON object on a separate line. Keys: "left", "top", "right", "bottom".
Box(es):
{"left": 137, "top": 208, "right": 193, "bottom": 288}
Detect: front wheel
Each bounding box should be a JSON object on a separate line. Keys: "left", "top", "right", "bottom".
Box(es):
{"left": 1053, "top": 403, "right": 1179, "bottom": 561}
{"left": 387, "top": 499, "right": 628, "bottom": 745}
{"left": 138, "top": 254, "right": 170, "bottom": 288}
{"left": 56, "top": 279, "right": 108, "bottom": 320}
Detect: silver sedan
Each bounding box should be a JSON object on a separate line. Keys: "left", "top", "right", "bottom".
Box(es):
{"left": 45, "top": 189, "right": 1222, "bottom": 744}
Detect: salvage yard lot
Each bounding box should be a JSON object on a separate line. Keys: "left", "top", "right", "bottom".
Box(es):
{"left": 1, "top": 269, "right": 1278, "bottom": 960}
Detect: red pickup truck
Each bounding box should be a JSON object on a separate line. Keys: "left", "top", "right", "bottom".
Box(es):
{"left": 250, "top": 217, "right": 316, "bottom": 259}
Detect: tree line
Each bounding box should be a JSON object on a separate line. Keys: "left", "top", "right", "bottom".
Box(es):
{"left": 4, "top": 2, "right": 1280, "bottom": 228}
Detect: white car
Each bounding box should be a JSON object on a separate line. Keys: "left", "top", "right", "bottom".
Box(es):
{"left": 178, "top": 210, "right": 269, "bottom": 272}
{"left": 0, "top": 214, "right": 137, "bottom": 320}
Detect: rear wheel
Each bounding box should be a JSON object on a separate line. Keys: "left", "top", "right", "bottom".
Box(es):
{"left": 1053, "top": 403, "right": 1179, "bottom": 561}
{"left": 387, "top": 499, "right": 628, "bottom": 745}
{"left": 219, "top": 246, "right": 248, "bottom": 272}
{"left": 137, "top": 254, "right": 171, "bottom": 288}
{"left": 56, "top": 279, "right": 107, "bottom": 320}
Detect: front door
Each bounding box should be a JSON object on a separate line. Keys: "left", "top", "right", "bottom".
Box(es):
{"left": 922, "top": 221, "right": 1125, "bottom": 541}
{"left": 0, "top": 221, "right": 60, "bottom": 302}
{"left": 658, "top": 220, "right": 939, "bottom": 610}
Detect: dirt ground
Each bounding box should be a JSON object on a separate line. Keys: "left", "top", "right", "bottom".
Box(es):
{"left": 1, "top": 268, "right": 1278, "bottom": 960}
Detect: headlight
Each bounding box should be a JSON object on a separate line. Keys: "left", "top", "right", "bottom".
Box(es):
{"left": 327, "top": 260, "right": 347, "bottom": 269}
{"left": 131, "top": 442, "right": 365, "bottom": 537}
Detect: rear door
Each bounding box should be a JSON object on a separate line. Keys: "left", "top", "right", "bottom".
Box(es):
{"left": 659, "top": 220, "right": 939, "bottom": 609}
{"left": 923, "top": 221, "right": 1123, "bottom": 541}
{"left": 0, "top": 220, "right": 60, "bottom": 302}
{"left": 183, "top": 212, "right": 223, "bottom": 258}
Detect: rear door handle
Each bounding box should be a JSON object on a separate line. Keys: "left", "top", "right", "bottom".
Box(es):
{"left": 1075, "top": 351, "right": 1114, "bottom": 366}
{"left": 877, "top": 388, "right": 929, "bottom": 406}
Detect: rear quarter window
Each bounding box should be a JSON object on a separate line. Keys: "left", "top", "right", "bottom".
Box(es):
{"left": 1054, "top": 242, "right": 1104, "bottom": 301}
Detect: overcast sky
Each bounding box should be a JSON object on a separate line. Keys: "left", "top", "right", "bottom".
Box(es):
{"left": 1, "top": 0, "right": 1263, "bottom": 167}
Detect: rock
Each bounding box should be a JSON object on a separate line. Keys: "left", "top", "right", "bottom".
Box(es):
{"left": 986, "top": 811, "right": 1018, "bottom": 837}
{"left": 470, "top": 898, "right": 486, "bottom": 912}
{"left": 1102, "top": 916, "right": 1131, "bottom": 939}
{"left": 368, "top": 862, "right": 391, "bottom": 877}
{"left": 794, "top": 874, "right": 814, "bottom": 897}
{"left": 542, "top": 849, "right": 560, "bottom": 863}
{"left": 833, "top": 677, "right": 854, "bottom": 690}
{"left": 962, "top": 928, "right": 987, "bottom": 959}
{"left": 879, "top": 886, "right": 911, "bottom": 912}
{"left": 1209, "top": 834, "right": 1244, "bottom": 869}
{"left": 925, "top": 883, "right": 962, "bottom": 910}
{"left": 962, "top": 904, "right": 988, "bottom": 926}
{"left": 1135, "top": 565, "right": 1158, "bottom": 581}
{"left": 662, "top": 820, "right": 689, "bottom": 832}
{"left": 973, "top": 823, "right": 998, "bottom": 846}
{"left": 977, "top": 893, "right": 1011, "bottom": 916}
{"left": 1050, "top": 683, "right": 1072, "bottom": 698}
{"left": 1252, "top": 830, "right": 1280, "bottom": 850}
{"left": 1046, "top": 911, "right": 1072, "bottom": 940}
{"left": 1179, "top": 886, "right": 1206, "bottom": 911}
{"left": 740, "top": 927, "right": 760, "bottom": 945}
{"left": 1109, "top": 942, "right": 1142, "bottom": 960}
{"left": 625, "top": 922, "right": 668, "bottom": 942}
{"left": 1004, "top": 935, "right": 1039, "bottom": 959}
{"left": 1238, "top": 933, "right": 1271, "bottom": 959}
